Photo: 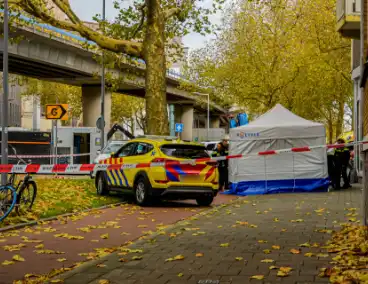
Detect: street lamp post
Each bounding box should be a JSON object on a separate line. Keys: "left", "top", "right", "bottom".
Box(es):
{"left": 193, "top": 92, "right": 210, "bottom": 141}
{"left": 1, "top": 0, "right": 9, "bottom": 185}
{"left": 100, "top": 0, "right": 106, "bottom": 149}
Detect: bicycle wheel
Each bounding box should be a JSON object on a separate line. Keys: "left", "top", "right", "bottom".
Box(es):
{"left": 16, "top": 181, "right": 37, "bottom": 216}
{"left": 0, "top": 185, "right": 17, "bottom": 222}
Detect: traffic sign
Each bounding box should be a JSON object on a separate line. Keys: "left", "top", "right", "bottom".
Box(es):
{"left": 46, "top": 104, "right": 68, "bottom": 121}
{"left": 96, "top": 117, "right": 105, "bottom": 130}
{"left": 175, "top": 123, "right": 183, "bottom": 133}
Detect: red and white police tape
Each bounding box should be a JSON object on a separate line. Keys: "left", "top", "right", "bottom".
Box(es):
{"left": 0, "top": 153, "right": 91, "bottom": 159}
{"left": 0, "top": 140, "right": 366, "bottom": 174}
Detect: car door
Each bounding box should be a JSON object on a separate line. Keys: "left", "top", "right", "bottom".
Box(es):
{"left": 124, "top": 142, "right": 155, "bottom": 186}
{"left": 106, "top": 142, "right": 136, "bottom": 188}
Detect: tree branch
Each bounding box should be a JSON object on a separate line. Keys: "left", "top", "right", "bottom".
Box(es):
{"left": 164, "top": 8, "right": 180, "bottom": 20}
{"left": 131, "top": 3, "right": 146, "bottom": 38}
{"left": 52, "top": 0, "right": 81, "bottom": 25}
{"left": 13, "top": 0, "right": 143, "bottom": 56}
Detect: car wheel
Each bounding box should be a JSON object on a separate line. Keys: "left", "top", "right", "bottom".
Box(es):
{"left": 134, "top": 177, "right": 151, "bottom": 206}
{"left": 196, "top": 195, "right": 214, "bottom": 206}
{"left": 96, "top": 173, "right": 109, "bottom": 196}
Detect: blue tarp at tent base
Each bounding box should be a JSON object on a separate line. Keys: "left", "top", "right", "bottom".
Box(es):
{"left": 222, "top": 178, "right": 329, "bottom": 196}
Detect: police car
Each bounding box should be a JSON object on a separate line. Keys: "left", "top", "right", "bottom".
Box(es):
{"left": 95, "top": 136, "right": 219, "bottom": 206}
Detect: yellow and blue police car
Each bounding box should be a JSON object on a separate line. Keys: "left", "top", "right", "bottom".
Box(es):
{"left": 95, "top": 136, "right": 219, "bottom": 206}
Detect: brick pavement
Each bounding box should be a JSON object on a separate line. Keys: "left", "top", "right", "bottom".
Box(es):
{"left": 56, "top": 187, "right": 362, "bottom": 284}
{"left": 0, "top": 195, "right": 236, "bottom": 284}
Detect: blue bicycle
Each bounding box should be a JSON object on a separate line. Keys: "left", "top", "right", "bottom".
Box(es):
{"left": 0, "top": 185, "right": 17, "bottom": 222}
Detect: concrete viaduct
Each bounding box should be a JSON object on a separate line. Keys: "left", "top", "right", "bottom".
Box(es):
{"left": 0, "top": 15, "right": 228, "bottom": 141}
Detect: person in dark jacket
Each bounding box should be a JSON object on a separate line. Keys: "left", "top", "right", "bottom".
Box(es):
{"left": 212, "top": 135, "right": 229, "bottom": 191}
{"left": 327, "top": 146, "right": 336, "bottom": 189}
{"left": 334, "top": 138, "right": 352, "bottom": 189}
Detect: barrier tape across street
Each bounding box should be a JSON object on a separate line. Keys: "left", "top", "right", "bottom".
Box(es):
{"left": 0, "top": 153, "right": 91, "bottom": 159}
{"left": 0, "top": 140, "right": 365, "bottom": 174}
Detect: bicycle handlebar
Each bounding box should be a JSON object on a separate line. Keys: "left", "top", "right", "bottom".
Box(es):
{"left": 10, "top": 145, "right": 31, "bottom": 165}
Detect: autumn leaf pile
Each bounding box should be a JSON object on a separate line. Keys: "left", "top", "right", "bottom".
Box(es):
{"left": 320, "top": 224, "right": 368, "bottom": 283}
{"left": 0, "top": 178, "right": 121, "bottom": 228}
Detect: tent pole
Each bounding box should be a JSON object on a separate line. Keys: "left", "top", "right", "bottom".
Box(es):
{"left": 264, "top": 156, "right": 267, "bottom": 193}
{"left": 292, "top": 152, "right": 296, "bottom": 192}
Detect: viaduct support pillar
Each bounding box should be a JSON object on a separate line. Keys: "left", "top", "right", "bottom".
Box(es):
{"left": 82, "top": 85, "right": 111, "bottom": 129}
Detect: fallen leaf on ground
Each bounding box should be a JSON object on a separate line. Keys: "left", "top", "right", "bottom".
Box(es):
{"left": 100, "top": 234, "right": 109, "bottom": 239}
{"left": 299, "top": 242, "right": 310, "bottom": 247}
{"left": 165, "top": 255, "right": 185, "bottom": 262}
{"left": 3, "top": 244, "right": 26, "bottom": 251}
{"left": 290, "top": 249, "right": 301, "bottom": 254}
{"left": 317, "top": 253, "right": 329, "bottom": 258}
{"left": 35, "top": 249, "right": 64, "bottom": 254}
{"left": 1, "top": 260, "right": 14, "bottom": 266}
{"left": 132, "top": 256, "right": 143, "bottom": 260}
{"left": 195, "top": 253, "right": 204, "bottom": 257}
{"left": 269, "top": 265, "right": 278, "bottom": 270}
{"left": 50, "top": 280, "right": 63, "bottom": 283}
{"left": 280, "top": 267, "right": 292, "bottom": 273}
{"left": 35, "top": 244, "right": 44, "bottom": 249}
{"left": 12, "top": 255, "right": 25, "bottom": 262}
{"left": 272, "top": 245, "right": 280, "bottom": 250}
{"left": 119, "top": 258, "right": 128, "bottom": 262}
{"left": 98, "top": 280, "right": 109, "bottom": 284}
{"left": 263, "top": 249, "right": 271, "bottom": 254}
{"left": 57, "top": 258, "right": 67, "bottom": 262}
{"left": 137, "top": 225, "right": 147, "bottom": 228}
{"left": 177, "top": 273, "right": 184, "bottom": 277}
{"left": 250, "top": 275, "right": 264, "bottom": 280}
{"left": 261, "top": 259, "right": 274, "bottom": 263}
{"left": 290, "top": 219, "right": 304, "bottom": 223}
{"left": 304, "top": 252, "right": 314, "bottom": 257}
{"left": 273, "top": 218, "right": 279, "bottom": 222}
{"left": 235, "top": 257, "right": 243, "bottom": 261}
{"left": 258, "top": 240, "right": 267, "bottom": 243}
{"left": 97, "top": 264, "right": 106, "bottom": 268}
{"left": 220, "top": 243, "right": 230, "bottom": 247}
{"left": 277, "top": 271, "right": 289, "bottom": 277}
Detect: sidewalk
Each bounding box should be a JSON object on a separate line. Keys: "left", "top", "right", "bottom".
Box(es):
{"left": 0, "top": 195, "right": 237, "bottom": 283}
{"left": 57, "top": 187, "right": 362, "bottom": 284}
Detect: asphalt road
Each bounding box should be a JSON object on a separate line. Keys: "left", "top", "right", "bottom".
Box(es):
{"left": 0, "top": 194, "right": 238, "bottom": 284}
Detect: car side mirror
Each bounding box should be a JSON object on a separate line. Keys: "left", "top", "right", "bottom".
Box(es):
{"left": 97, "top": 150, "right": 101, "bottom": 155}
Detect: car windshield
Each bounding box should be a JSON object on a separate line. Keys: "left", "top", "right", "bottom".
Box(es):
{"left": 160, "top": 144, "right": 210, "bottom": 159}
{"left": 102, "top": 143, "right": 124, "bottom": 154}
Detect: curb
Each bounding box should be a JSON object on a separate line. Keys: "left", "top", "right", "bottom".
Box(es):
{"left": 0, "top": 202, "right": 127, "bottom": 233}
{"left": 51, "top": 197, "right": 244, "bottom": 281}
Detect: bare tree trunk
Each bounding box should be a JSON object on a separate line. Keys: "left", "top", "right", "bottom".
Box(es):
{"left": 143, "top": 0, "right": 169, "bottom": 135}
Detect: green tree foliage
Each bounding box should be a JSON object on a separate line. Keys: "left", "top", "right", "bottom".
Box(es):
{"left": 20, "top": 78, "right": 83, "bottom": 125}
{"left": 111, "top": 93, "right": 146, "bottom": 135}
{"left": 7, "top": 0, "right": 224, "bottom": 135}
{"left": 184, "top": 0, "right": 352, "bottom": 143}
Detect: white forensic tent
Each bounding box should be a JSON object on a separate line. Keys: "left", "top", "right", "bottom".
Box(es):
{"left": 228, "top": 104, "right": 329, "bottom": 196}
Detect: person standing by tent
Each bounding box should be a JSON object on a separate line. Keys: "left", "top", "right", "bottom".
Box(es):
{"left": 334, "top": 138, "right": 352, "bottom": 189}
{"left": 327, "top": 145, "right": 336, "bottom": 189}
{"left": 212, "top": 135, "right": 230, "bottom": 191}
